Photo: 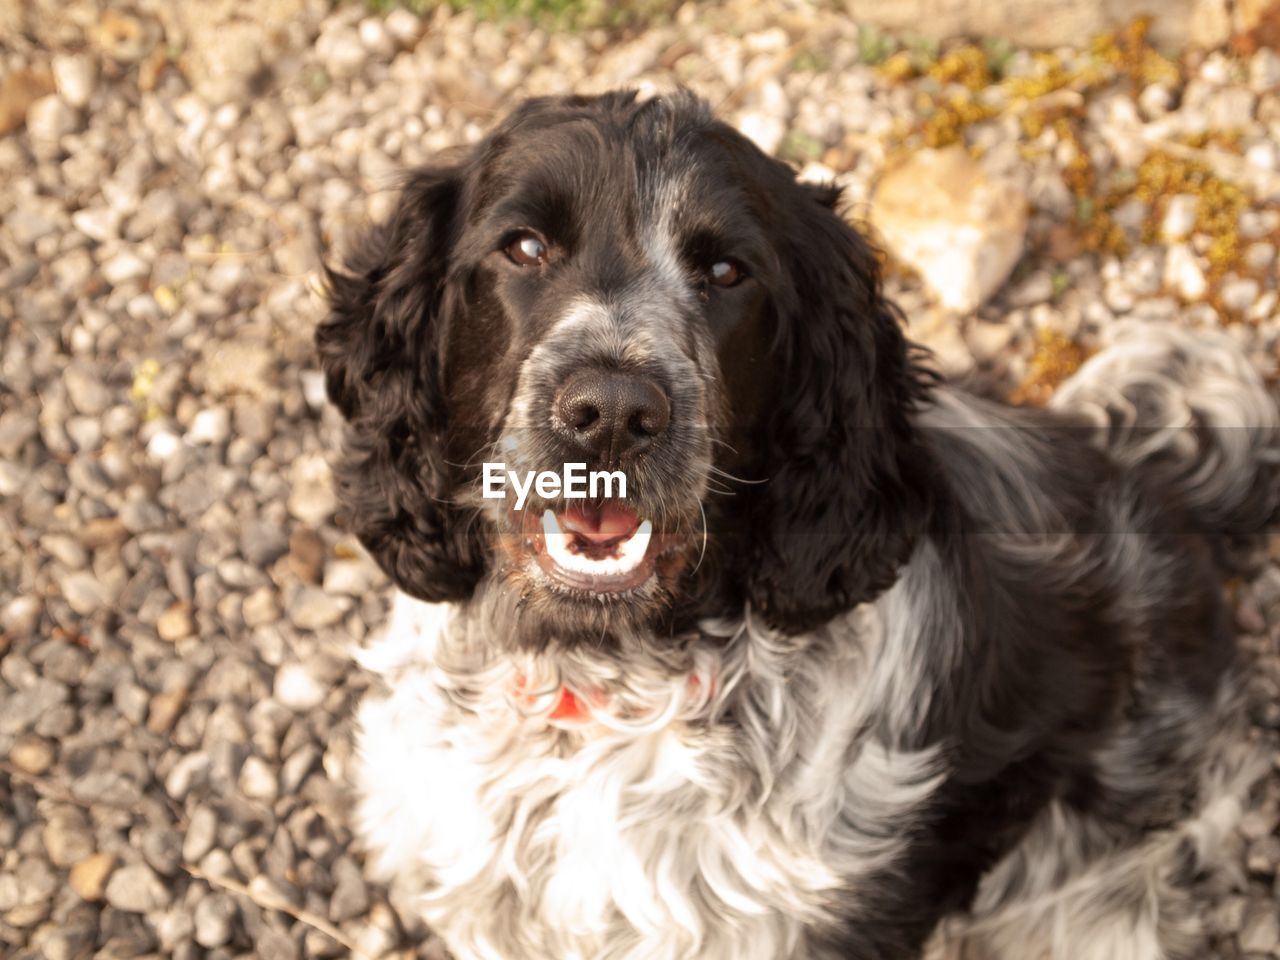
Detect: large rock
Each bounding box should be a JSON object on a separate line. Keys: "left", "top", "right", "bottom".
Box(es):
{"left": 870, "top": 146, "right": 1027, "bottom": 314}
{"left": 846, "top": 0, "right": 1230, "bottom": 49}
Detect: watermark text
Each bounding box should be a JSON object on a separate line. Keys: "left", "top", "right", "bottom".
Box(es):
{"left": 482, "top": 463, "right": 626, "bottom": 510}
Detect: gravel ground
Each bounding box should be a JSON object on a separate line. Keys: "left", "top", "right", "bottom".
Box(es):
{"left": 2, "top": 2, "right": 1280, "bottom": 958}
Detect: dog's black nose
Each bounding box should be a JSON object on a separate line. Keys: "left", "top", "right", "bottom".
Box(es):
{"left": 553, "top": 369, "right": 671, "bottom": 462}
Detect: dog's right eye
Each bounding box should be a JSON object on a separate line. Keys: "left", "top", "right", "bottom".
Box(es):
{"left": 505, "top": 233, "right": 548, "bottom": 267}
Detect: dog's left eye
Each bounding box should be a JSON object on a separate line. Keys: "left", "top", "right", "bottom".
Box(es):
{"left": 707, "top": 260, "right": 745, "bottom": 288}
{"left": 505, "top": 233, "right": 548, "bottom": 267}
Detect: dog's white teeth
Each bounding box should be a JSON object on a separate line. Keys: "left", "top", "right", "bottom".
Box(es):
{"left": 541, "top": 509, "right": 583, "bottom": 573}
{"left": 540, "top": 511, "right": 652, "bottom": 579}
{"left": 541, "top": 509, "right": 576, "bottom": 565}
{"left": 616, "top": 520, "right": 652, "bottom": 570}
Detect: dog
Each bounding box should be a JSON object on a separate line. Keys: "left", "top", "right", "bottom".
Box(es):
{"left": 316, "top": 90, "right": 1279, "bottom": 959}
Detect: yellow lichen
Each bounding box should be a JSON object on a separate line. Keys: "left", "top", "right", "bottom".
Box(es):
{"left": 877, "top": 51, "right": 918, "bottom": 84}
{"left": 1178, "top": 130, "right": 1245, "bottom": 153}
{"left": 1004, "top": 55, "right": 1081, "bottom": 101}
{"left": 153, "top": 285, "right": 179, "bottom": 313}
{"left": 927, "top": 44, "right": 991, "bottom": 91}
{"left": 1134, "top": 151, "right": 1246, "bottom": 289}
{"left": 130, "top": 358, "right": 165, "bottom": 422}
{"left": 918, "top": 93, "right": 997, "bottom": 148}
{"left": 1092, "top": 16, "right": 1181, "bottom": 88}
{"left": 130, "top": 358, "right": 161, "bottom": 403}
{"left": 1010, "top": 331, "right": 1089, "bottom": 407}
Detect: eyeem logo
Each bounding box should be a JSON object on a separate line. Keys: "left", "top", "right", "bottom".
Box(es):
{"left": 483, "top": 463, "right": 627, "bottom": 510}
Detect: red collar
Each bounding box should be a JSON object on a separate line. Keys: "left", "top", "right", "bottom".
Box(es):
{"left": 511, "top": 672, "right": 712, "bottom": 725}
{"left": 547, "top": 686, "right": 591, "bottom": 722}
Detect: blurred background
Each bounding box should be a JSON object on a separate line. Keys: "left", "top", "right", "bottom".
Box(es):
{"left": 2, "top": 1, "right": 1280, "bottom": 958}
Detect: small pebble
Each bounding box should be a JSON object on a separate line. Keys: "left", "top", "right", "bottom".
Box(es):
{"left": 9, "top": 734, "right": 55, "bottom": 774}
{"left": 1160, "top": 194, "right": 1198, "bottom": 240}
{"left": 193, "top": 892, "right": 239, "bottom": 947}
{"left": 239, "top": 755, "right": 279, "bottom": 801}
{"left": 104, "top": 862, "right": 169, "bottom": 913}
{"left": 274, "top": 662, "right": 328, "bottom": 711}
{"left": 52, "top": 54, "right": 96, "bottom": 108}
{"left": 69, "top": 853, "right": 115, "bottom": 903}
{"left": 156, "top": 601, "right": 195, "bottom": 642}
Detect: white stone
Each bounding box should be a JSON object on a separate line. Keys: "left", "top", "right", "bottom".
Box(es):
{"left": 185, "top": 407, "right": 231, "bottom": 445}
{"left": 1164, "top": 244, "right": 1208, "bottom": 301}
{"left": 273, "top": 662, "right": 327, "bottom": 711}
{"left": 316, "top": 24, "right": 366, "bottom": 78}
{"left": 204, "top": 258, "right": 246, "bottom": 296}
{"left": 744, "top": 27, "right": 789, "bottom": 54}
{"left": 241, "top": 588, "right": 280, "bottom": 628}
{"left": 797, "top": 162, "right": 837, "bottom": 185}
{"left": 52, "top": 54, "right": 95, "bottom": 108}
{"left": 1247, "top": 290, "right": 1276, "bottom": 323}
{"left": 287, "top": 453, "right": 337, "bottom": 525}
{"left": 300, "top": 370, "right": 329, "bottom": 411}
{"left": 384, "top": 8, "right": 423, "bottom": 48}
{"left": 0, "top": 462, "right": 26, "bottom": 498}
{"left": 323, "top": 557, "right": 377, "bottom": 596}
{"left": 1220, "top": 277, "right": 1260, "bottom": 313}
{"left": 104, "top": 864, "right": 169, "bottom": 913}
{"left": 287, "top": 586, "right": 350, "bottom": 631}
{"left": 358, "top": 17, "right": 394, "bottom": 57}
{"left": 1160, "top": 194, "right": 1199, "bottom": 240}
{"left": 100, "top": 250, "right": 150, "bottom": 286}
{"left": 26, "top": 94, "right": 78, "bottom": 144}
{"left": 238, "top": 756, "right": 278, "bottom": 801}
{"left": 1199, "top": 53, "right": 1233, "bottom": 85}
{"left": 1246, "top": 141, "right": 1277, "bottom": 171}
{"left": 61, "top": 572, "right": 106, "bottom": 615}
{"left": 146, "top": 430, "right": 181, "bottom": 462}
{"left": 871, "top": 146, "right": 1028, "bottom": 314}
{"left": 1138, "top": 83, "right": 1173, "bottom": 119}
{"left": 1103, "top": 279, "right": 1135, "bottom": 314}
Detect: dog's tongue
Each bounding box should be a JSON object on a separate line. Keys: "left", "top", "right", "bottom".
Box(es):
{"left": 559, "top": 502, "right": 641, "bottom": 544}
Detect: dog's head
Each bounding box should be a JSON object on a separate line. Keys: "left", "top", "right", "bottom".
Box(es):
{"left": 318, "top": 90, "right": 932, "bottom": 651}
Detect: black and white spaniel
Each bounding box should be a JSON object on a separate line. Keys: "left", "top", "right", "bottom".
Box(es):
{"left": 316, "top": 90, "right": 1279, "bottom": 960}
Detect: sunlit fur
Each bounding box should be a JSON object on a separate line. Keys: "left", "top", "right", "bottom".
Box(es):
{"left": 320, "top": 92, "right": 1280, "bottom": 960}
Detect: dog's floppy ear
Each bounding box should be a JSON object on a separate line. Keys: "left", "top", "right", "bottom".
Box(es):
{"left": 747, "top": 182, "right": 934, "bottom": 632}
{"left": 316, "top": 165, "right": 486, "bottom": 602}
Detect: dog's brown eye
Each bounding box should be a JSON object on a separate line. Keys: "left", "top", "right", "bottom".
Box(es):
{"left": 506, "top": 233, "right": 548, "bottom": 267}
{"left": 707, "top": 260, "right": 744, "bottom": 288}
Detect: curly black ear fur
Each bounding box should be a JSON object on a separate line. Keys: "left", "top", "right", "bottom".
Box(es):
{"left": 316, "top": 166, "right": 486, "bottom": 602}
{"left": 747, "top": 182, "right": 935, "bottom": 632}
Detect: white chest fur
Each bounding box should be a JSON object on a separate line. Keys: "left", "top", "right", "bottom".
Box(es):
{"left": 353, "top": 593, "right": 942, "bottom": 960}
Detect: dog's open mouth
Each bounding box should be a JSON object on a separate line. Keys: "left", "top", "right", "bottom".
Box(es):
{"left": 533, "top": 501, "right": 662, "bottom": 593}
